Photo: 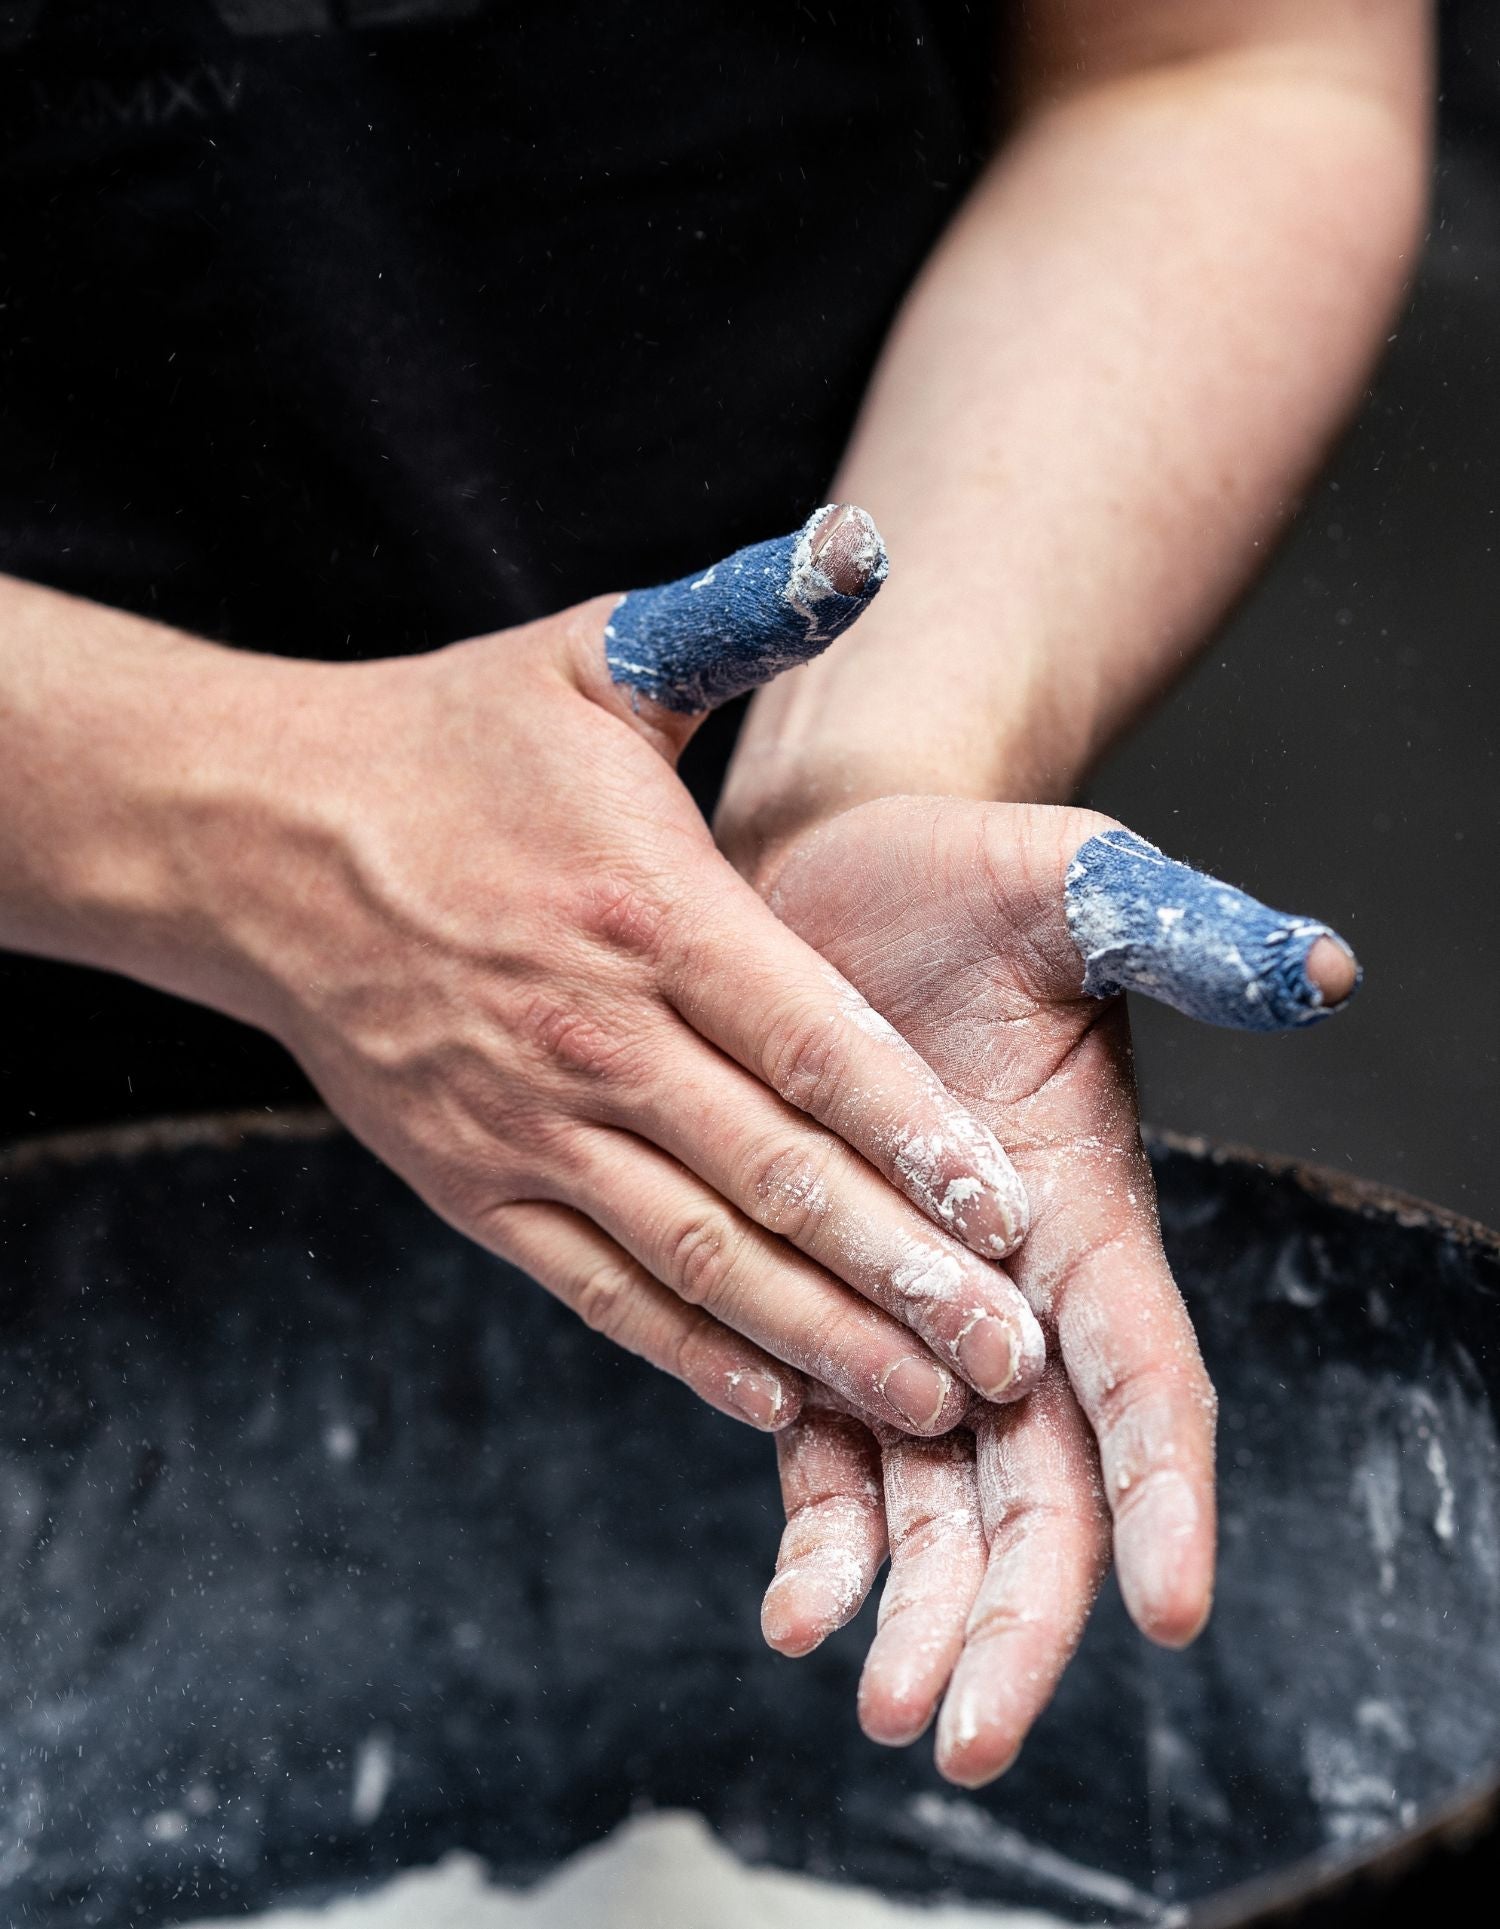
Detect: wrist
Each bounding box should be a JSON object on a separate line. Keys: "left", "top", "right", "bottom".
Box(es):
{"left": 0, "top": 581, "right": 369, "bottom": 1035}
{"left": 121, "top": 647, "right": 428, "bottom": 1042}
{"left": 714, "top": 743, "right": 961, "bottom": 899}
{"left": 715, "top": 644, "right": 1090, "bottom": 896}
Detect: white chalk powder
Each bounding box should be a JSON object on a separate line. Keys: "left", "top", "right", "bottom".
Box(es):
{"left": 169, "top": 1810, "right": 1076, "bottom": 1929}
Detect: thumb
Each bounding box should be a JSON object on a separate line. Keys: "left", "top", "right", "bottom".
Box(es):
{"left": 565, "top": 503, "right": 888, "bottom": 764}
{"left": 1064, "top": 826, "right": 1362, "bottom": 1031}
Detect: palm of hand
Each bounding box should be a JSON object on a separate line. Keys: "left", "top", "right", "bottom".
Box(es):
{"left": 756, "top": 795, "right": 1217, "bottom": 1787}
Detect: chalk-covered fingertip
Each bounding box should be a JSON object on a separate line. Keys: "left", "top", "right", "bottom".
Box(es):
{"left": 1303, "top": 932, "right": 1361, "bottom": 1013}
{"left": 761, "top": 1564, "right": 852, "bottom": 1657}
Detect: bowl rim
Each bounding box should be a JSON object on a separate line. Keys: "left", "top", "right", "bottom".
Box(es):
{"left": 6, "top": 1109, "right": 1499, "bottom": 1259}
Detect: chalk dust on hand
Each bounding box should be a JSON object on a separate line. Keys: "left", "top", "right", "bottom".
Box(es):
{"left": 167, "top": 1811, "right": 1076, "bottom": 1928}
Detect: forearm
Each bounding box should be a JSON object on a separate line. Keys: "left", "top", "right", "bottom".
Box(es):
{"left": 0, "top": 572, "right": 339, "bottom": 1025}
{"left": 8, "top": 549, "right": 1094, "bottom": 1436}
{"left": 719, "top": 3, "right": 1432, "bottom": 879}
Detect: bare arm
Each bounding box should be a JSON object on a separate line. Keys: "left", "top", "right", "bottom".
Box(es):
{"left": 718, "top": 0, "right": 1433, "bottom": 873}
{"left": 720, "top": 0, "right": 1430, "bottom": 1783}
{"left": 0, "top": 563, "right": 1061, "bottom": 1434}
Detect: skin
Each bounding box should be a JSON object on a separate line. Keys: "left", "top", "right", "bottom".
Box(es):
{"left": 0, "top": 571, "right": 1051, "bottom": 1438}
{"left": 719, "top": 0, "right": 1434, "bottom": 859}
{"left": 719, "top": 0, "right": 1430, "bottom": 1783}
{"left": 756, "top": 796, "right": 1221, "bottom": 1784}
{"left": 756, "top": 805, "right": 1357, "bottom": 1785}
{"left": 1307, "top": 939, "right": 1359, "bottom": 1007}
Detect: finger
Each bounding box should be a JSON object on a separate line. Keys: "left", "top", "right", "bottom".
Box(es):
{"left": 559, "top": 504, "right": 888, "bottom": 761}
{"left": 946, "top": 812, "right": 1222, "bottom": 1642}
{"left": 1064, "top": 827, "right": 1362, "bottom": 1030}
{"left": 1011, "top": 1077, "right": 1218, "bottom": 1649}
{"left": 934, "top": 1368, "right": 1111, "bottom": 1789}
{"left": 604, "top": 503, "right": 887, "bottom": 720}
{"left": 569, "top": 1127, "right": 972, "bottom": 1436}
{"left": 1053, "top": 1228, "right": 1218, "bottom": 1648}
{"left": 485, "top": 1199, "right": 803, "bottom": 1432}
{"left": 857, "top": 1432, "right": 987, "bottom": 1748}
{"left": 664, "top": 916, "right": 1030, "bottom": 1261}
{"left": 627, "top": 1051, "right": 1045, "bottom": 1403}
{"left": 762, "top": 1404, "right": 887, "bottom": 1657}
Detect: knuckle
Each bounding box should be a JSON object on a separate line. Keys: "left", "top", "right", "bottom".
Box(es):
{"left": 1046, "top": 1230, "right": 1130, "bottom": 1326}
{"left": 963, "top": 1594, "right": 1030, "bottom": 1647}
{"left": 787, "top": 1490, "right": 883, "bottom": 1545}
{"left": 426, "top": 1139, "right": 556, "bottom": 1243}
{"left": 1091, "top": 1359, "right": 1163, "bottom": 1442}
{"left": 799, "top": 1305, "right": 869, "bottom": 1389}
{"left": 1094, "top": 1359, "right": 1206, "bottom": 1489}
{"left": 1113, "top": 1459, "right": 1186, "bottom": 1525}
{"left": 984, "top": 1490, "right": 1074, "bottom": 1553}
{"left": 745, "top": 1134, "right": 836, "bottom": 1240}
{"left": 963, "top": 1550, "right": 1101, "bottom": 1652}
{"left": 570, "top": 874, "right": 673, "bottom": 963}
{"left": 764, "top": 1003, "right": 847, "bottom": 1115}
{"left": 667, "top": 1209, "right": 741, "bottom": 1309}
{"left": 889, "top": 1503, "right": 973, "bottom": 1565}
{"left": 669, "top": 1313, "right": 719, "bottom": 1389}
{"left": 513, "top": 991, "right": 640, "bottom": 1084}
{"left": 571, "top": 1259, "right": 641, "bottom": 1342}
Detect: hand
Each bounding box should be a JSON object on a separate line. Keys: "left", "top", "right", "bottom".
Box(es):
{"left": 746, "top": 796, "right": 1221, "bottom": 1784}
{"left": 172, "top": 599, "right": 1053, "bottom": 1440}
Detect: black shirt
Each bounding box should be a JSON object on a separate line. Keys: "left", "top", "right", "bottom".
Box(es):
{"left": 0, "top": 0, "right": 999, "bottom": 1142}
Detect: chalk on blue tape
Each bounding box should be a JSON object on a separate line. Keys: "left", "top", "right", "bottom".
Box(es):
{"left": 1064, "top": 829, "right": 1361, "bottom": 1032}
{"left": 604, "top": 503, "right": 888, "bottom": 713}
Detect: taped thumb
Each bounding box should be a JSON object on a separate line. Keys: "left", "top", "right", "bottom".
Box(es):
{"left": 1064, "top": 828, "right": 1361, "bottom": 1031}
{"left": 570, "top": 503, "right": 888, "bottom": 764}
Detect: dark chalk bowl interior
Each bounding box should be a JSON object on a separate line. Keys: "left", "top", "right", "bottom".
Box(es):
{"left": 1, "top": 1116, "right": 1498, "bottom": 1928}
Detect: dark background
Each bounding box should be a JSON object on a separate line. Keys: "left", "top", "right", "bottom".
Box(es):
{"left": 1082, "top": 39, "right": 1500, "bottom": 1229}
{"left": 4, "top": 5, "right": 1498, "bottom": 1233}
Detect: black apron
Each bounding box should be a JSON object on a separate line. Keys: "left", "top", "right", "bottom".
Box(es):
{"left": 0, "top": 0, "right": 999, "bottom": 1137}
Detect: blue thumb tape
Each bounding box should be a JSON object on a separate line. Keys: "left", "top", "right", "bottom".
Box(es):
{"left": 1064, "top": 829, "right": 1361, "bottom": 1031}
{"left": 604, "top": 504, "right": 888, "bottom": 713}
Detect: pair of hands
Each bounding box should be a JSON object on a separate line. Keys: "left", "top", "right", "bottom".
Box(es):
{"left": 205, "top": 580, "right": 1214, "bottom": 1788}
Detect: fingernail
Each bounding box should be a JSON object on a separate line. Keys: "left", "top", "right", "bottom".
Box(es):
{"left": 956, "top": 1315, "right": 1021, "bottom": 1400}
{"left": 726, "top": 1368, "right": 790, "bottom": 1430}
{"left": 880, "top": 1355, "right": 955, "bottom": 1431}
{"left": 894, "top": 1119, "right": 1030, "bottom": 1260}
{"left": 808, "top": 502, "right": 884, "bottom": 596}
{"left": 935, "top": 1686, "right": 1022, "bottom": 1788}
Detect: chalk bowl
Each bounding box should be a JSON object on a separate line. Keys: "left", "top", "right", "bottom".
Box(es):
{"left": 0, "top": 1116, "right": 1497, "bottom": 1926}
